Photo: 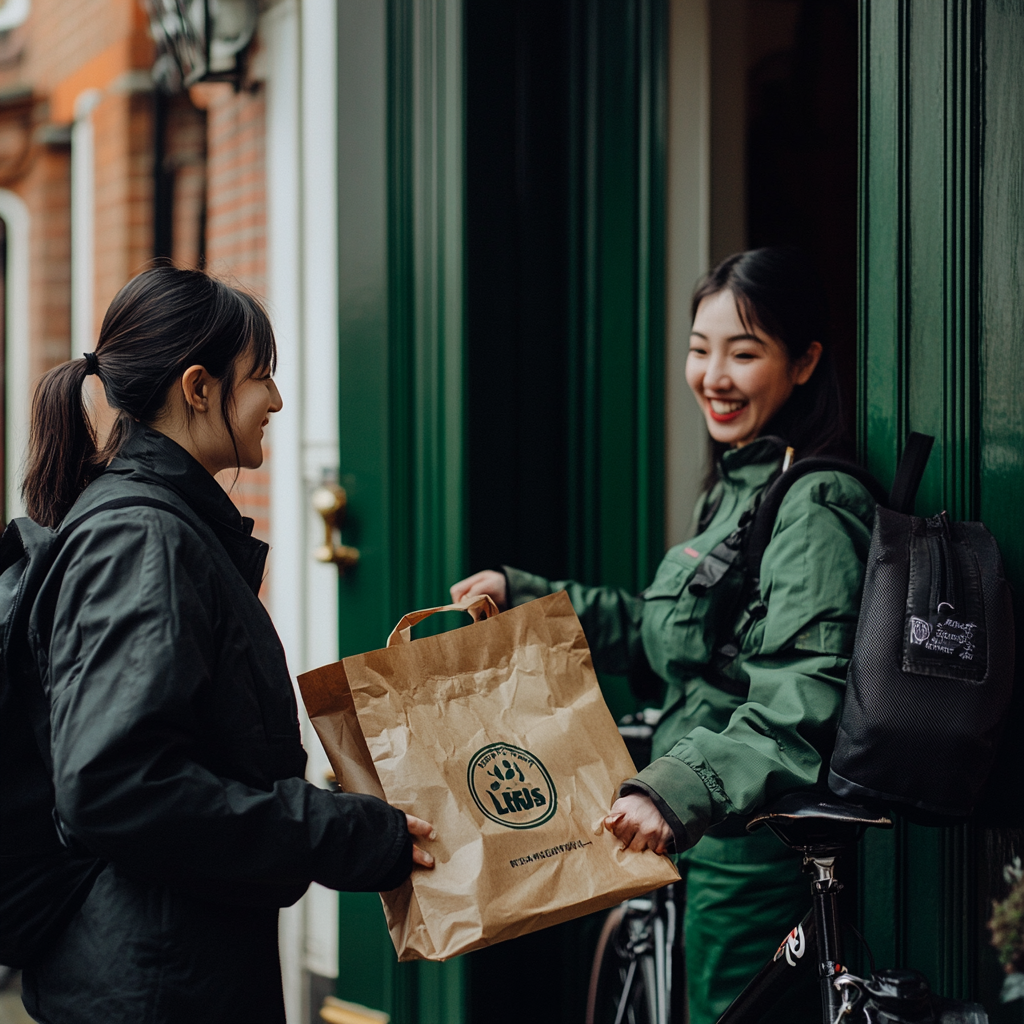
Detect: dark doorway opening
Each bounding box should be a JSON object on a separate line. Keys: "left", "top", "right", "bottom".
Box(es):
{"left": 464, "top": 7, "right": 590, "bottom": 1020}
{"left": 462, "top": 0, "right": 861, "bottom": 1018}
{"left": 464, "top": 0, "right": 572, "bottom": 585}
{"left": 713, "top": 0, "right": 860, "bottom": 427}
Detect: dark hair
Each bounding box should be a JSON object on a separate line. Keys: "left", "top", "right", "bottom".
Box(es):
{"left": 691, "top": 246, "right": 850, "bottom": 491}
{"left": 23, "top": 266, "right": 276, "bottom": 526}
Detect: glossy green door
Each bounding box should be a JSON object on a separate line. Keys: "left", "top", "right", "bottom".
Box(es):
{"left": 858, "top": 1, "right": 1024, "bottom": 1013}
{"left": 463, "top": 3, "right": 667, "bottom": 1018}
{"left": 335, "top": 1, "right": 466, "bottom": 1020}
{"left": 333, "top": 1, "right": 667, "bottom": 1021}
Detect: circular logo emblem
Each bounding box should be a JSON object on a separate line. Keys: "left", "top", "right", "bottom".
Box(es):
{"left": 467, "top": 743, "right": 557, "bottom": 829}
{"left": 910, "top": 615, "right": 932, "bottom": 645}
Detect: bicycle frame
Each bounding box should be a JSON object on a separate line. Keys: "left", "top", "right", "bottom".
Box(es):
{"left": 717, "top": 855, "right": 845, "bottom": 1024}
{"left": 586, "top": 885, "right": 679, "bottom": 1024}
{"left": 617, "top": 890, "right": 676, "bottom": 1024}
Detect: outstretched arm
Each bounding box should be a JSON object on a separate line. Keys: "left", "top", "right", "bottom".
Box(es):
{"left": 46, "top": 512, "right": 424, "bottom": 901}
{"left": 452, "top": 565, "right": 647, "bottom": 678}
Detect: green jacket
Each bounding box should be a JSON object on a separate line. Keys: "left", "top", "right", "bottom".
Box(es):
{"left": 504, "top": 437, "right": 875, "bottom": 852}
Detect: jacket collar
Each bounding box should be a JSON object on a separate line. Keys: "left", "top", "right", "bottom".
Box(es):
{"left": 99, "top": 425, "right": 268, "bottom": 592}
{"left": 718, "top": 435, "right": 787, "bottom": 490}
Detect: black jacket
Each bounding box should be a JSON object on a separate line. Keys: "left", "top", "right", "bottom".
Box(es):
{"left": 21, "top": 427, "right": 410, "bottom": 1024}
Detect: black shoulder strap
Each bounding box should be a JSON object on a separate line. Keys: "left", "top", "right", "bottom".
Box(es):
{"left": 60, "top": 495, "right": 197, "bottom": 537}
{"left": 745, "top": 458, "right": 889, "bottom": 585}
{"left": 887, "top": 432, "right": 934, "bottom": 515}
{"left": 701, "top": 436, "right": 934, "bottom": 695}
{"left": 745, "top": 434, "right": 934, "bottom": 585}
{"left": 5, "top": 496, "right": 200, "bottom": 775}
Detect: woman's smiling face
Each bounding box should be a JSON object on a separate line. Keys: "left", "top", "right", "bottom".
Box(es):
{"left": 686, "top": 289, "right": 821, "bottom": 448}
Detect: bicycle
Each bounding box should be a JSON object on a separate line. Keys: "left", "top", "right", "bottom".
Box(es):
{"left": 586, "top": 881, "right": 680, "bottom": 1024}
{"left": 585, "top": 788, "right": 990, "bottom": 1024}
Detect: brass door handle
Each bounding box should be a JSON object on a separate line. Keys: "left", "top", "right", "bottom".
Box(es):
{"left": 312, "top": 482, "right": 360, "bottom": 573}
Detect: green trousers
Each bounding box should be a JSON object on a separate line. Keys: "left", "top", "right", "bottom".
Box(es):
{"left": 680, "top": 829, "right": 818, "bottom": 1024}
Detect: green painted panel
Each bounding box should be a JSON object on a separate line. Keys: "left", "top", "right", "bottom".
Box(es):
{"left": 859, "top": 0, "right": 1024, "bottom": 1011}
{"left": 858, "top": 0, "right": 904, "bottom": 474}
{"left": 337, "top": 0, "right": 393, "bottom": 664}
{"left": 976, "top": 4, "right": 1024, "bottom": 1016}
{"left": 567, "top": 0, "right": 665, "bottom": 591}
{"left": 979, "top": 0, "right": 1024, "bottom": 590}
{"left": 858, "top": 826, "right": 898, "bottom": 970}
{"left": 336, "top": 893, "right": 420, "bottom": 1019}
{"left": 387, "top": 0, "right": 466, "bottom": 619}
{"left": 335, "top": 1, "right": 465, "bottom": 1020}
{"left": 460, "top": 2, "right": 667, "bottom": 1019}
{"left": 567, "top": 0, "right": 666, "bottom": 722}
{"left": 336, "top": 1, "right": 666, "bottom": 1018}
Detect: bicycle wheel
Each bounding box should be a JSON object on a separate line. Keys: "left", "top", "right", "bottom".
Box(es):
{"left": 585, "top": 900, "right": 662, "bottom": 1024}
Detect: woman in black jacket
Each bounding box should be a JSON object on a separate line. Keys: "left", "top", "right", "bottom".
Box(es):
{"left": 19, "top": 267, "right": 434, "bottom": 1024}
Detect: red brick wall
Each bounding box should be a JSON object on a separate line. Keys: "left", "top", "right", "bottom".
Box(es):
{"left": 92, "top": 90, "right": 154, "bottom": 336}
{"left": 196, "top": 82, "right": 271, "bottom": 546}
{"left": 166, "top": 95, "right": 207, "bottom": 270}
{"left": 199, "top": 83, "right": 266, "bottom": 293}
{"left": 22, "top": 145, "right": 72, "bottom": 381}
{"left": 0, "top": 0, "right": 154, "bottom": 380}
{"left": 0, "top": 0, "right": 143, "bottom": 101}
{"left": 0, "top": 1, "right": 273, "bottom": 567}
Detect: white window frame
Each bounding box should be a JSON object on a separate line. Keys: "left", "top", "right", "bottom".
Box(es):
{"left": 0, "top": 187, "right": 30, "bottom": 520}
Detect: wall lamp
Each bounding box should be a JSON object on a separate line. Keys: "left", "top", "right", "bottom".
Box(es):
{"left": 142, "top": 0, "right": 258, "bottom": 92}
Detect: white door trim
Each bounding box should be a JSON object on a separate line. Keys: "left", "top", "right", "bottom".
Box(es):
{"left": 665, "top": 0, "right": 711, "bottom": 546}
{"left": 261, "top": 4, "right": 305, "bottom": 1022}
{"left": 0, "top": 187, "right": 30, "bottom": 520}
{"left": 263, "top": 0, "right": 343, "bottom": 1016}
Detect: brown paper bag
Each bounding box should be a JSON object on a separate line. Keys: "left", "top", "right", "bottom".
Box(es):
{"left": 297, "top": 590, "right": 679, "bottom": 961}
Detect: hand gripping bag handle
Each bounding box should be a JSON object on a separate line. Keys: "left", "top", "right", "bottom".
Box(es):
{"left": 386, "top": 593, "right": 500, "bottom": 647}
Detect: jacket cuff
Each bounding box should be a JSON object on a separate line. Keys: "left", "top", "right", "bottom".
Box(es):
{"left": 377, "top": 833, "right": 414, "bottom": 892}
{"left": 313, "top": 793, "right": 413, "bottom": 893}
{"left": 620, "top": 755, "right": 718, "bottom": 853}
{"left": 368, "top": 802, "right": 413, "bottom": 893}
{"left": 501, "top": 566, "right": 552, "bottom": 608}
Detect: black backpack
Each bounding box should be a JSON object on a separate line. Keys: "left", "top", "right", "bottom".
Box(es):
{"left": 827, "top": 446, "right": 1015, "bottom": 820}
{"left": 693, "top": 434, "right": 1014, "bottom": 822}
{"left": 0, "top": 496, "right": 192, "bottom": 968}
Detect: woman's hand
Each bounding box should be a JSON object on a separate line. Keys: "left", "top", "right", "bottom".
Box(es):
{"left": 450, "top": 570, "right": 507, "bottom": 610}
{"left": 406, "top": 814, "right": 436, "bottom": 869}
{"left": 603, "top": 793, "right": 673, "bottom": 855}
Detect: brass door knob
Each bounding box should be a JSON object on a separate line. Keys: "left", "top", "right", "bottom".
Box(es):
{"left": 312, "top": 482, "right": 360, "bottom": 573}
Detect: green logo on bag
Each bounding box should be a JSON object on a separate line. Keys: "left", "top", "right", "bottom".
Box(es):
{"left": 468, "top": 743, "right": 557, "bottom": 829}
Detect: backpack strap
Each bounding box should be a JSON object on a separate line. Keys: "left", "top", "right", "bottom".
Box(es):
{"left": 5, "top": 496, "right": 200, "bottom": 775}
{"left": 887, "top": 432, "right": 935, "bottom": 515}
{"left": 698, "top": 438, "right": 934, "bottom": 696}
{"left": 60, "top": 495, "right": 198, "bottom": 536}
{"left": 745, "top": 458, "right": 889, "bottom": 587}
{"left": 687, "top": 479, "right": 779, "bottom": 597}
{"left": 693, "top": 459, "right": 886, "bottom": 695}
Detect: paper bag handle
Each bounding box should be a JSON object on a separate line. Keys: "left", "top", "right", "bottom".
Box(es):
{"left": 386, "top": 594, "right": 500, "bottom": 647}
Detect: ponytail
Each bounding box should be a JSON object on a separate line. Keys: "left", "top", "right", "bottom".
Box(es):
{"left": 23, "top": 358, "right": 101, "bottom": 527}
{"left": 21, "top": 266, "right": 276, "bottom": 528}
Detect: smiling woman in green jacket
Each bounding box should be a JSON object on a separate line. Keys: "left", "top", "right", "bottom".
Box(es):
{"left": 451, "top": 246, "right": 875, "bottom": 1024}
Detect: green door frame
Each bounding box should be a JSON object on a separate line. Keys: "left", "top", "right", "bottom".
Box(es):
{"left": 567, "top": 0, "right": 667, "bottom": 595}
{"left": 333, "top": 1, "right": 668, "bottom": 1021}
{"left": 857, "top": 1, "right": 1024, "bottom": 1011}
{"left": 335, "top": 1, "right": 465, "bottom": 1020}
{"left": 567, "top": 0, "right": 667, "bottom": 724}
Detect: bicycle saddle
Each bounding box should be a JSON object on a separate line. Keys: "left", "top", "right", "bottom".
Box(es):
{"left": 747, "top": 790, "right": 893, "bottom": 854}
